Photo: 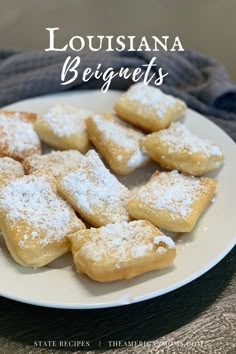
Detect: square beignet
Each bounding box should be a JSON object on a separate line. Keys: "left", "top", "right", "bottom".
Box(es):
{"left": 128, "top": 170, "right": 216, "bottom": 232}
{"left": 0, "top": 110, "right": 41, "bottom": 161}
{"left": 69, "top": 220, "right": 176, "bottom": 282}
{"left": 23, "top": 150, "right": 84, "bottom": 179}
{"left": 86, "top": 113, "right": 149, "bottom": 175}
{"left": 34, "top": 103, "right": 92, "bottom": 153}
{"left": 57, "top": 150, "right": 130, "bottom": 227}
{"left": 114, "top": 83, "right": 186, "bottom": 132}
{"left": 142, "top": 122, "right": 224, "bottom": 176}
{"left": 0, "top": 174, "right": 85, "bottom": 267}
{"left": 0, "top": 157, "right": 24, "bottom": 185}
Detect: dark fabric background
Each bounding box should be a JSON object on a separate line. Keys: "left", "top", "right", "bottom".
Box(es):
{"left": 0, "top": 49, "right": 236, "bottom": 140}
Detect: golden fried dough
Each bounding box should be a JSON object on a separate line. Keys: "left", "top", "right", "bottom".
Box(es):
{"left": 0, "top": 110, "right": 41, "bottom": 161}
{"left": 114, "top": 83, "right": 186, "bottom": 132}
{"left": 34, "top": 103, "right": 92, "bottom": 153}
{"left": 0, "top": 174, "right": 85, "bottom": 267}
{"left": 142, "top": 122, "right": 224, "bottom": 175}
{"left": 86, "top": 113, "right": 149, "bottom": 175}
{"left": 128, "top": 170, "right": 216, "bottom": 232}
{"left": 69, "top": 220, "right": 176, "bottom": 282}
{"left": 57, "top": 150, "right": 130, "bottom": 227}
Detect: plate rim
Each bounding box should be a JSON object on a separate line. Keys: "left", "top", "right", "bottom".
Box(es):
{"left": 0, "top": 238, "right": 235, "bottom": 309}
{"left": 0, "top": 89, "right": 235, "bottom": 309}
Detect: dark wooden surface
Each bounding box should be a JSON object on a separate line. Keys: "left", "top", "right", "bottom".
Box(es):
{"left": 0, "top": 246, "right": 235, "bottom": 353}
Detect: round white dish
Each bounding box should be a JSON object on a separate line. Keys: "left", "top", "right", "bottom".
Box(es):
{"left": 0, "top": 90, "right": 235, "bottom": 309}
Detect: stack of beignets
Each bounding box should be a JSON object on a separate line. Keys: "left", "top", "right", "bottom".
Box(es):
{"left": 0, "top": 83, "right": 224, "bottom": 284}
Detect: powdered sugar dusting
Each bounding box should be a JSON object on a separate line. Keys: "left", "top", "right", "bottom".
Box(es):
{"left": 90, "top": 114, "right": 148, "bottom": 168}
{"left": 127, "top": 148, "right": 148, "bottom": 168}
{"left": 156, "top": 246, "right": 167, "bottom": 254}
{"left": 77, "top": 220, "right": 175, "bottom": 263}
{"left": 0, "top": 175, "right": 81, "bottom": 247}
{"left": 60, "top": 150, "right": 130, "bottom": 224}
{"left": 0, "top": 113, "right": 40, "bottom": 159}
{"left": 153, "top": 235, "right": 175, "bottom": 248}
{"left": 135, "top": 171, "right": 210, "bottom": 219}
{"left": 159, "top": 122, "right": 223, "bottom": 156}
{"left": 0, "top": 157, "right": 24, "bottom": 179}
{"left": 24, "top": 150, "right": 84, "bottom": 178}
{"left": 126, "top": 83, "right": 177, "bottom": 118}
{"left": 131, "top": 244, "right": 153, "bottom": 258}
{"left": 91, "top": 114, "right": 143, "bottom": 150}
{"left": 42, "top": 103, "right": 92, "bottom": 137}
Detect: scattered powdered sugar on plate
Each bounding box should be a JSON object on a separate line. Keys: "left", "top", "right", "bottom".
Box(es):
{"left": 42, "top": 103, "right": 92, "bottom": 137}
{"left": 78, "top": 220, "right": 175, "bottom": 264}
{"left": 90, "top": 114, "right": 148, "bottom": 168}
{"left": 159, "top": 122, "right": 223, "bottom": 156}
{"left": 0, "top": 175, "right": 80, "bottom": 247}
{"left": 177, "top": 239, "right": 190, "bottom": 251}
{"left": 0, "top": 113, "right": 40, "bottom": 157}
{"left": 125, "top": 82, "right": 176, "bottom": 119}
{"left": 136, "top": 170, "right": 210, "bottom": 218}
{"left": 60, "top": 150, "right": 130, "bottom": 223}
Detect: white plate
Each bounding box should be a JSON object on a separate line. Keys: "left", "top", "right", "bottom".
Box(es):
{"left": 0, "top": 90, "right": 235, "bottom": 309}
